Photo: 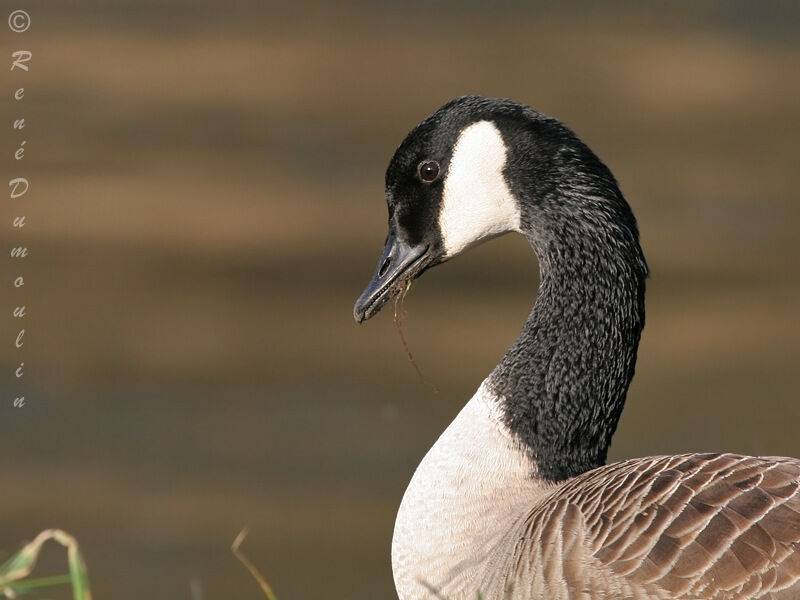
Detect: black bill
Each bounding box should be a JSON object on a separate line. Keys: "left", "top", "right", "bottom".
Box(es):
{"left": 353, "top": 230, "right": 428, "bottom": 323}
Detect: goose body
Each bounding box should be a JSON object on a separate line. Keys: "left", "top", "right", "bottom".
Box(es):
{"left": 354, "top": 96, "right": 800, "bottom": 600}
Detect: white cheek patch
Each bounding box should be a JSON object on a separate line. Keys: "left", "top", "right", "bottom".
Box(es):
{"left": 439, "top": 120, "right": 521, "bottom": 258}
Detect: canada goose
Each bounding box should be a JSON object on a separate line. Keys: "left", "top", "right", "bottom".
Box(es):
{"left": 353, "top": 96, "right": 800, "bottom": 600}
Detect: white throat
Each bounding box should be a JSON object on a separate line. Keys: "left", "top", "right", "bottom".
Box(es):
{"left": 391, "top": 380, "right": 553, "bottom": 600}
{"left": 439, "top": 120, "right": 521, "bottom": 258}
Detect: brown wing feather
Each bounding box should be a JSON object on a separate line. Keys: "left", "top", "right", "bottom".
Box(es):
{"left": 511, "top": 453, "right": 800, "bottom": 599}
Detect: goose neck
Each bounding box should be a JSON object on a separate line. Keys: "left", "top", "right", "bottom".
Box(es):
{"left": 489, "top": 200, "right": 647, "bottom": 482}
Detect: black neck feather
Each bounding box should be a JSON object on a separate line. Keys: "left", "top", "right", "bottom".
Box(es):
{"left": 488, "top": 135, "right": 648, "bottom": 482}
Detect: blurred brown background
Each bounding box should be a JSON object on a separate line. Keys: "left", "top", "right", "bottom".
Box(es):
{"left": 1, "top": 1, "right": 799, "bottom": 598}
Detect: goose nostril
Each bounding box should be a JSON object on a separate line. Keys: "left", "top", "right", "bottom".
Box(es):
{"left": 378, "top": 256, "right": 392, "bottom": 278}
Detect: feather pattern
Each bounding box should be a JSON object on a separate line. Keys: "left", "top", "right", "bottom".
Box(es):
{"left": 504, "top": 453, "right": 800, "bottom": 599}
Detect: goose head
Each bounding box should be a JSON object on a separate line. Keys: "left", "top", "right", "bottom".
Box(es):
{"left": 354, "top": 94, "right": 646, "bottom": 330}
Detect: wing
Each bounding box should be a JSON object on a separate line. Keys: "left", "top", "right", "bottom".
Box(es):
{"left": 508, "top": 453, "right": 800, "bottom": 600}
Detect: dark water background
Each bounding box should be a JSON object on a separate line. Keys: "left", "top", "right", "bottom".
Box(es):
{"left": 1, "top": 2, "right": 799, "bottom": 598}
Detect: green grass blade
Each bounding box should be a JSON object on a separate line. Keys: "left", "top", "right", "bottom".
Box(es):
{"left": 0, "top": 530, "right": 92, "bottom": 600}
{"left": 5, "top": 573, "right": 73, "bottom": 590}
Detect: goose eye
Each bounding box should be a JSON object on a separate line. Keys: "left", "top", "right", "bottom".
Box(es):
{"left": 418, "top": 160, "right": 440, "bottom": 182}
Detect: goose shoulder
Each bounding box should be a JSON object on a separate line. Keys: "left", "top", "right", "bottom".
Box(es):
{"left": 510, "top": 453, "right": 800, "bottom": 599}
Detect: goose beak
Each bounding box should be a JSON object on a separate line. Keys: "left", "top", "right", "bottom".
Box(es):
{"left": 354, "top": 231, "right": 428, "bottom": 323}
